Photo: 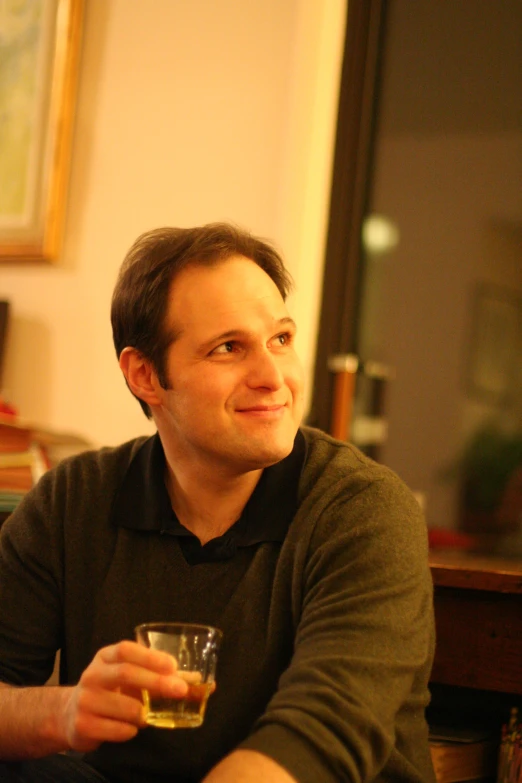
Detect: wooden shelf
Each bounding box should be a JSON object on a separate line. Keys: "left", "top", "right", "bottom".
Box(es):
{"left": 429, "top": 549, "right": 522, "bottom": 696}
{"left": 430, "top": 549, "right": 522, "bottom": 594}
{"left": 0, "top": 413, "right": 88, "bottom": 449}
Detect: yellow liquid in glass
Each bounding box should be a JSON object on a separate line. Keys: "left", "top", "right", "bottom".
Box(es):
{"left": 143, "top": 683, "right": 212, "bottom": 729}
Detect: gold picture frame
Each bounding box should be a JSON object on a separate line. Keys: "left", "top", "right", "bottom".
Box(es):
{"left": 0, "top": 0, "right": 83, "bottom": 263}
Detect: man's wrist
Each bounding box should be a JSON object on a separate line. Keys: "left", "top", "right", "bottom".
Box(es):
{"left": 40, "top": 685, "right": 75, "bottom": 751}
{"left": 0, "top": 684, "right": 74, "bottom": 760}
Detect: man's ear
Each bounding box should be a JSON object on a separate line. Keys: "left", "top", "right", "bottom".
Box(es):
{"left": 119, "top": 347, "right": 162, "bottom": 408}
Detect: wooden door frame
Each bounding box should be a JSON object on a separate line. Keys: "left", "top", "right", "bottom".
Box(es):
{"left": 307, "top": 0, "right": 387, "bottom": 433}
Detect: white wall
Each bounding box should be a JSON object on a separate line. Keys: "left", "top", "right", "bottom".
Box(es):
{"left": 1, "top": 0, "right": 345, "bottom": 447}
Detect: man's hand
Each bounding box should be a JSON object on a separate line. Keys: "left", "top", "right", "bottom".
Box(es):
{"left": 61, "top": 640, "right": 189, "bottom": 752}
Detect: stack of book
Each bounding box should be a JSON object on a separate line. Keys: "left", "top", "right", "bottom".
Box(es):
{"left": 429, "top": 723, "right": 498, "bottom": 783}
{"left": 0, "top": 414, "right": 89, "bottom": 518}
{"left": 0, "top": 419, "right": 46, "bottom": 515}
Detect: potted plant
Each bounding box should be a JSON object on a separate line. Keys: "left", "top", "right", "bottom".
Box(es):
{"left": 443, "top": 423, "right": 522, "bottom": 537}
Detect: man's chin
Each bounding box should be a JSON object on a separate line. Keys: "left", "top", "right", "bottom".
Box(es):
{"left": 241, "top": 431, "right": 297, "bottom": 468}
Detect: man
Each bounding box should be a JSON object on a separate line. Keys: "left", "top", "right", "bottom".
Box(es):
{"left": 0, "top": 223, "right": 436, "bottom": 782}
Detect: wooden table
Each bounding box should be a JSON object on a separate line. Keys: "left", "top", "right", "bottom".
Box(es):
{"left": 429, "top": 549, "right": 522, "bottom": 697}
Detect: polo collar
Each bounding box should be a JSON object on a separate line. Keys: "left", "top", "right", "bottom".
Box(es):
{"left": 112, "top": 430, "right": 306, "bottom": 550}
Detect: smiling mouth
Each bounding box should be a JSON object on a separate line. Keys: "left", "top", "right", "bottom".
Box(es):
{"left": 236, "top": 404, "right": 286, "bottom": 414}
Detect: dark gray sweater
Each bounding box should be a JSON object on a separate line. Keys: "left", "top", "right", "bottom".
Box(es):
{"left": 0, "top": 426, "right": 436, "bottom": 782}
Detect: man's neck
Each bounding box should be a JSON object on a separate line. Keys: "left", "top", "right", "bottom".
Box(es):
{"left": 162, "top": 454, "right": 263, "bottom": 546}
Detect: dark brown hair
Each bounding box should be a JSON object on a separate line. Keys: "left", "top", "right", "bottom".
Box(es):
{"left": 111, "top": 222, "right": 293, "bottom": 417}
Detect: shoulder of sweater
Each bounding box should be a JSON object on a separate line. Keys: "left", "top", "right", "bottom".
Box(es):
{"left": 296, "top": 427, "right": 427, "bottom": 558}
{"left": 299, "top": 425, "right": 397, "bottom": 482}
{"left": 298, "top": 425, "right": 416, "bottom": 504}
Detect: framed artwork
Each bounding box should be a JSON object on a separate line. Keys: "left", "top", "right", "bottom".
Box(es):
{"left": 468, "top": 282, "right": 522, "bottom": 405}
{"left": 0, "top": 0, "right": 83, "bottom": 263}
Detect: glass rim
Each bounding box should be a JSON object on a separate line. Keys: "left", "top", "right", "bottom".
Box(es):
{"left": 135, "top": 621, "right": 223, "bottom": 639}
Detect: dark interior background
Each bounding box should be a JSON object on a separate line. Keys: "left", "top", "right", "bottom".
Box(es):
{"left": 312, "top": 0, "right": 522, "bottom": 552}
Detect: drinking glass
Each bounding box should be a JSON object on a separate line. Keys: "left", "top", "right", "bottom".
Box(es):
{"left": 135, "top": 622, "right": 222, "bottom": 729}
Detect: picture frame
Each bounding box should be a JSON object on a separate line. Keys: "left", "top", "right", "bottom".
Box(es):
{"left": 467, "top": 282, "right": 522, "bottom": 405}
{"left": 0, "top": 0, "right": 83, "bottom": 264}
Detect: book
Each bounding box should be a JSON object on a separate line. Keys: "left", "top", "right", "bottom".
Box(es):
{"left": 497, "top": 708, "right": 522, "bottom": 783}
{"left": 0, "top": 491, "right": 26, "bottom": 513}
{"left": 429, "top": 725, "right": 498, "bottom": 783}
{"left": 0, "top": 450, "right": 37, "bottom": 468}
{"left": 0, "top": 421, "right": 32, "bottom": 453}
{"left": 430, "top": 739, "right": 497, "bottom": 782}
{"left": 0, "top": 414, "right": 89, "bottom": 516}
{"left": 0, "top": 443, "right": 50, "bottom": 492}
{"left": 0, "top": 413, "right": 88, "bottom": 451}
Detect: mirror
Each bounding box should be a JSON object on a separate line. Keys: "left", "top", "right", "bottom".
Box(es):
{"left": 355, "top": 0, "right": 522, "bottom": 555}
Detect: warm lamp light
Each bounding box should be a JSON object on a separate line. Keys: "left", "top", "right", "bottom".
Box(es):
{"left": 362, "top": 214, "right": 400, "bottom": 254}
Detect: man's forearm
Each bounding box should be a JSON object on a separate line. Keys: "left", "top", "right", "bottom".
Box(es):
{"left": 202, "top": 749, "right": 298, "bottom": 783}
{"left": 0, "top": 684, "right": 71, "bottom": 760}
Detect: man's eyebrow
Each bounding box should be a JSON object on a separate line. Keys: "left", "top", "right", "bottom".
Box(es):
{"left": 277, "top": 316, "right": 297, "bottom": 330}
{"left": 199, "top": 317, "right": 297, "bottom": 352}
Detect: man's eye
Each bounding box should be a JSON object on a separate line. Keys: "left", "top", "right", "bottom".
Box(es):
{"left": 212, "top": 341, "right": 234, "bottom": 355}
{"left": 276, "top": 333, "right": 291, "bottom": 346}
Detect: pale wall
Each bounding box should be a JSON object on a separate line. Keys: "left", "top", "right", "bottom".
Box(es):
{"left": 1, "top": 0, "right": 345, "bottom": 447}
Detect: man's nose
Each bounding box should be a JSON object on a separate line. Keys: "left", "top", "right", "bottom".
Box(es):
{"left": 246, "top": 348, "right": 284, "bottom": 390}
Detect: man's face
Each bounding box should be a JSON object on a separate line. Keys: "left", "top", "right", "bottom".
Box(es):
{"left": 153, "top": 255, "right": 304, "bottom": 474}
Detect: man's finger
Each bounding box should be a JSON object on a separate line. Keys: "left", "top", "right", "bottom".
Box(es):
{"left": 177, "top": 670, "right": 202, "bottom": 685}
{"left": 70, "top": 713, "right": 140, "bottom": 750}
{"left": 83, "top": 660, "right": 188, "bottom": 698}
{"left": 98, "top": 640, "right": 178, "bottom": 674}
{"left": 76, "top": 686, "right": 145, "bottom": 726}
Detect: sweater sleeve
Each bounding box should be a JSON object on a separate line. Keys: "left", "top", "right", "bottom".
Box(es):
{"left": 0, "top": 469, "right": 64, "bottom": 686}
{"left": 241, "top": 462, "right": 436, "bottom": 783}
